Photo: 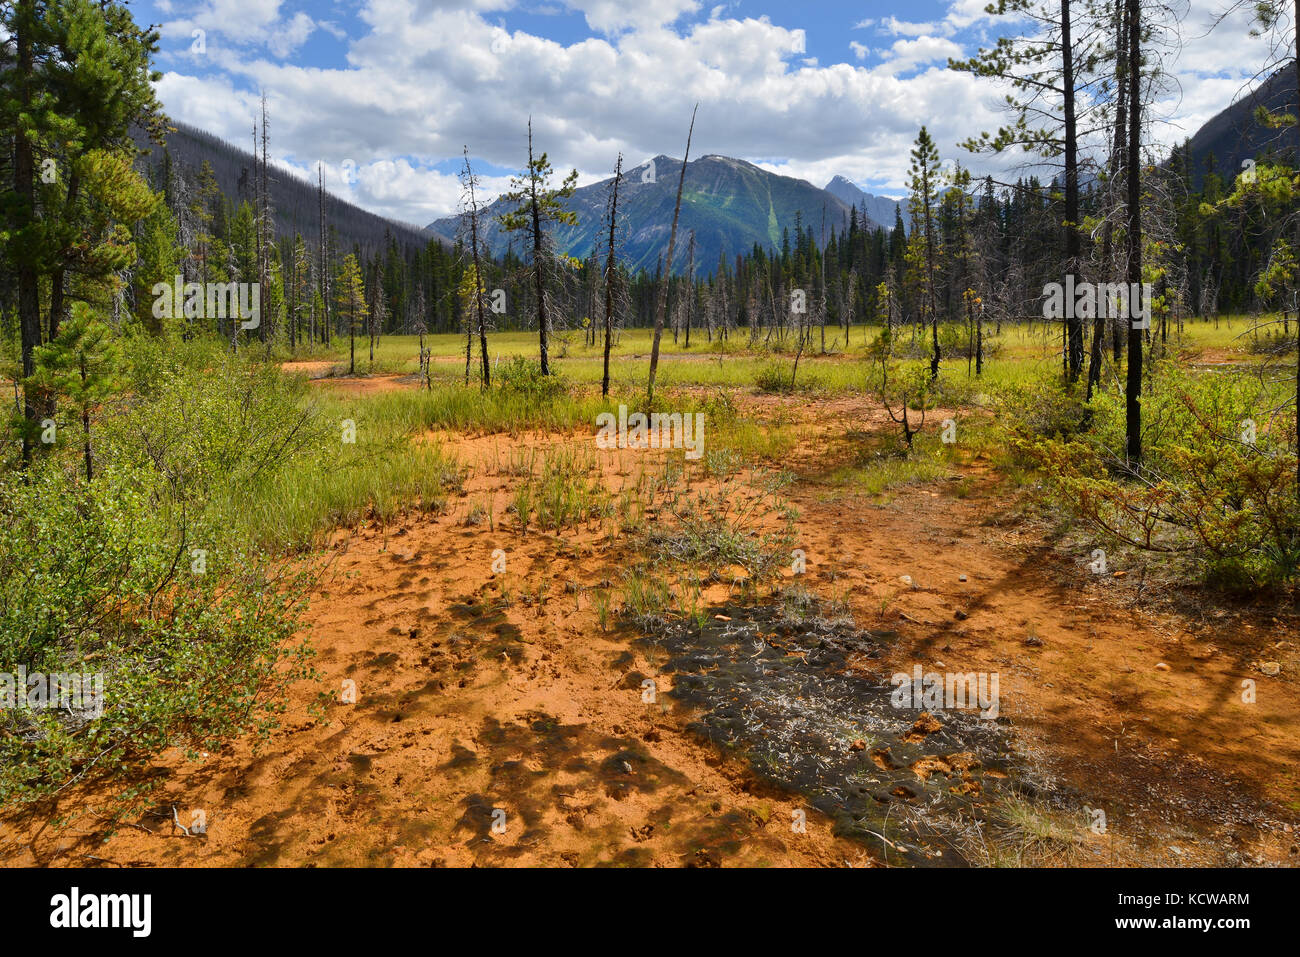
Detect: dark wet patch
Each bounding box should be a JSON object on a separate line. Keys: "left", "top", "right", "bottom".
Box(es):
{"left": 637, "top": 604, "right": 1027, "bottom": 866}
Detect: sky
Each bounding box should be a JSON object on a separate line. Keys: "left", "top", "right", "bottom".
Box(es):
{"left": 134, "top": 0, "right": 1284, "bottom": 228}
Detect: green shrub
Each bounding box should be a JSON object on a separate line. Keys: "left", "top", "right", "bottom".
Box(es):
{"left": 496, "top": 356, "right": 569, "bottom": 400}
{"left": 0, "top": 464, "right": 316, "bottom": 808}
{"left": 1014, "top": 363, "right": 1300, "bottom": 587}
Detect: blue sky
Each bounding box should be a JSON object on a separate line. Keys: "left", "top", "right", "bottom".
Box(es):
{"left": 134, "top": 1, "right": 1276, "bottom": 226}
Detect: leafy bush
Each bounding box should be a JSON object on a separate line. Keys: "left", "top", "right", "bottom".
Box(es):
{"left": 1013, "top": 363, "right": 1300, "bottom": 587}
{"left": 995, "top": 376, "right": 1093, "bottom": 444}
{"left": 495, "top": 356, "right": 569, "bottom": 400}
{"left": 755, "top": 360, "right": 794, "bottom": 393}
{"left": 755, "top": 358, "right": 821, "bottom": 394}
{"left": 1246, "top": 327, "right": 1299, "bottom": 356}
{"left": 0, "top": 463, "right": 315, "bottom": 808}
{"left": 0, "top": 339, "right": 355, "bottom": 810}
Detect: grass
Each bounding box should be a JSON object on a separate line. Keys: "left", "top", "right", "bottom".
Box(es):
{"left": 223, "top": 440, "right": 464, "bottom": 551}
{"left": 957, "top": 794, "right": 1094, "bottom": 867}
{"left": 252, "top": 314, "right": 1292, "bottom": 555}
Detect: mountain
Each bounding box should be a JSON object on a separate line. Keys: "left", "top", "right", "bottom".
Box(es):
{"left": 1185, "top": 68, "right": 1300, "bottom": 187}
{"left": 427, "top": 154, "right": 885, "bottom": 276}
{"left": 823, "top": 175, "right": 907, "bottom": 234}
{"left": 133, "top": 121, "right": 434, "bottom": 257}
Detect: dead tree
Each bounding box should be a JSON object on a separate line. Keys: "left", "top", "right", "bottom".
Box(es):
{"left": 647, "top": 104, "right": 698, "bottom": 402}
{"left": 601, "top": 154, "right": 624, "bottom": 397}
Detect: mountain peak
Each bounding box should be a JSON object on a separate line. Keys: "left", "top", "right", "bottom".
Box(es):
{"left": 427, "top": 153, "right": 894, "bottom": 273}
{"left": 823, "top": 175, "right": 907, "bottom": 234}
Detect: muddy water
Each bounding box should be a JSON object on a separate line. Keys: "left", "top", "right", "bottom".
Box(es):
{"left": 637, "top": 604, "right": 1026, "bottom": 866}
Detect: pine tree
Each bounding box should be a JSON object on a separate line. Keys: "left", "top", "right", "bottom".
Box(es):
{"left": 0, "top": 0, "right": 160, "bottom": 462}
{"left": 460, "top": 148, "right": 492, "bottom": 387}
{"left": 907, "top": 127, "right": 944, "bottom": 380}
{"left": 336, "top": 253, "right": 368, "bottom": 376}
{"left": 498, "top": 119, "right": 578, "bottom": 376}
{"left": 370, "top": 261, "right": 387, "bottom": 367}
{"left": 27, "top": 303, "right": 120, "bottom": 481}
{"left": 951, "top": 0, "right": 1106, "bottom": 381}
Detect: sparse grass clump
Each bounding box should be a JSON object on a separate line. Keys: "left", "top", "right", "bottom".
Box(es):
{"left": 956, "top": 794, "right": 1093, "bottom": 867}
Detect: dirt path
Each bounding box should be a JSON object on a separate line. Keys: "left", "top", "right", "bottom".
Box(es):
{"left": 3, "top": 401, "right": 1297, "bottom": 867}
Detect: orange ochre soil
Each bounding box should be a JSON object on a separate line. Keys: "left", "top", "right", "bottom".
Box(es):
{"left": 2, "top": 384, "right": 1297, "bottom": 868}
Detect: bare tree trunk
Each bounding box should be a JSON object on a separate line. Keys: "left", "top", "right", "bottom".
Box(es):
{"left": 523, "top": 121, "right": 552, "bottom": 376}
{"left": 1124, "top": 0, "right": 1142, "bottom": 464}
{"left": 684, "top": 231, "right": 696, "bottom": 348}
{"left": 1112, "top": 0, "right": 1129, "bottom": 366}
{"left": 647, "top": 105, "right": 698, "bottom": 403}
{"left": 318, "top": 164, "right": 331, "bottom": 348}
{"left": 819, "top": 204, "right": 827, "bottom": 353}
{"left": 16, "top": 8, "right": 42, "bottom": 466}
{"left": 602, "top": 155, "right": 623, "bottom": 398}
{"left": 465, "top": 151, "right": 492, "bottom": 388}
{"left": 1062, "top": 0, "right": 1083, "bottom": 381}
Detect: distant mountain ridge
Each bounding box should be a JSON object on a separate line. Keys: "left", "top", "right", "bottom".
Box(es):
{"left": 823, "top": 175, "right": 906, "bottom": 234}
{"left": 133, "top": 121, "right": 434, "bottom": 257}
{"left": 426, "top": 154, "right": 887, "bottom": 275}
{"left": 1185, "top": 68, "right": 1300, "bottom": 187}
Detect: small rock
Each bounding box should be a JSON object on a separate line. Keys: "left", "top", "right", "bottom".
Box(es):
{"left": 1024, "top": 635, "right": 1044, "bottom": 647}
{"left": 954, "top": 609, "right": 968, "bottom": 621}
{"left": 899, "top": 574, "right": 913, "bottom": 586}
{"left": 958, "top": 574, "right": 968, "bottom": 582}
{"left": 1259, "top": 661, "right": 1281, "bottom": 676}
{"left": 1155, "top": 662, "right": 1171, "bottom": 672}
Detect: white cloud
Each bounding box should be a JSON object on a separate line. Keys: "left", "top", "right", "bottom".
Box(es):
{"left": 146, "top": 0, "right": 1288, "bottom": 223}
{"left": 564, "top": 0, "right": 699, "bottom": 33}
{"left": 267, "top": 12, "right": 316, "bottom": 58}
{"left": 163, "top": 0, "right": 319, "bottom": 59}
{"left": 881, "top": 17, "right": 944, "bottom": 38}
{"left": 876, "top": 36, "right": 965, "bottom": 75}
